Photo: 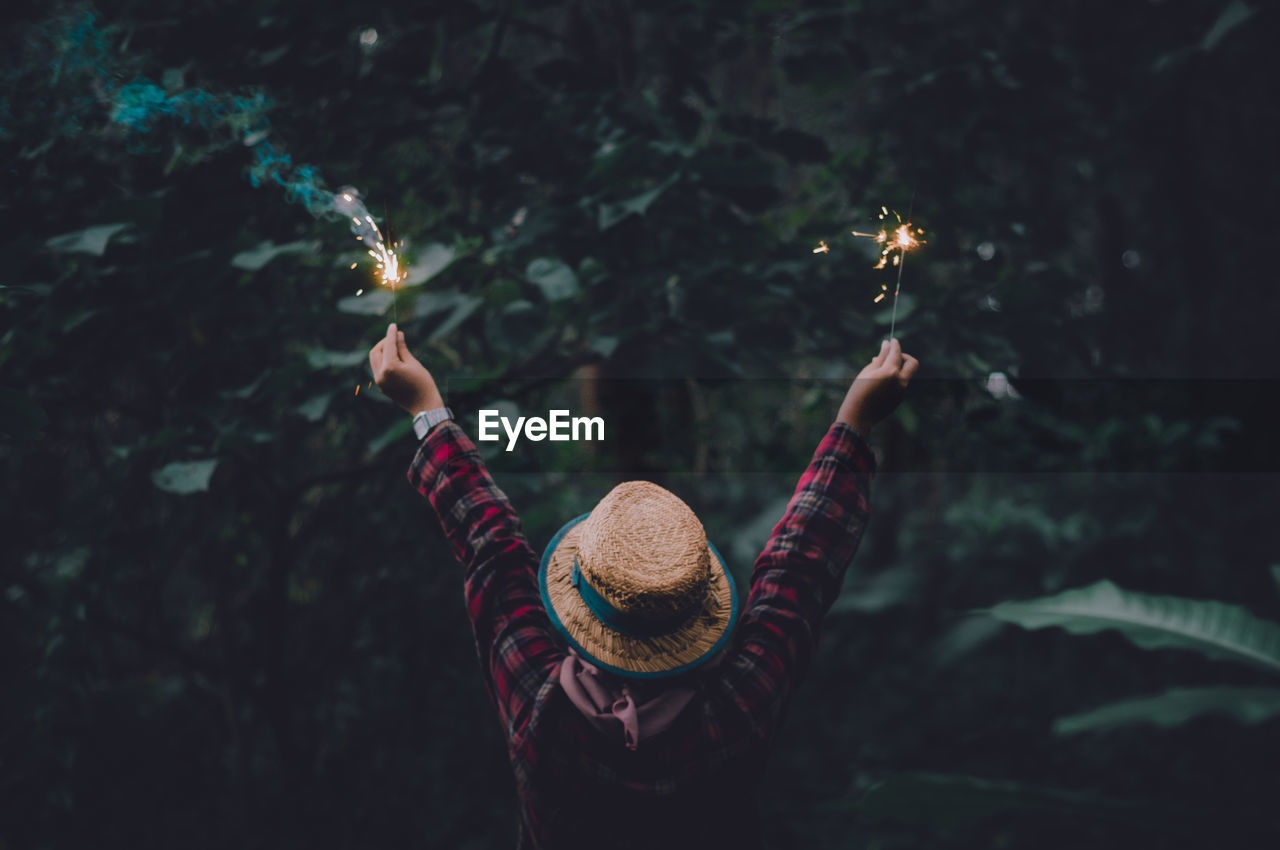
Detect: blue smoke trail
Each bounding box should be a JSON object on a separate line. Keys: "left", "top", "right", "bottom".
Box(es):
{"left": 11, "top": 5, "right": 382, "bottom": 230}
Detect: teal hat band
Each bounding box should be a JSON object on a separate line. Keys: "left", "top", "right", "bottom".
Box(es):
{"left": 539, "top": 511, "right": 741, "bottom": 680}
{"left": 571, "top": 556, "right": 704, "bottom": 638}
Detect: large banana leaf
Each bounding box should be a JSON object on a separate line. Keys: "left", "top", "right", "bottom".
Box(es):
{"left": 1055, "top": 686, "right": 1280, "bottom": 735}
{"left": 982, "top": 580, "right": 1280, "bottom": 675}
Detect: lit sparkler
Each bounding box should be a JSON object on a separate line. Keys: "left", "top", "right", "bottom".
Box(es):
{"left": 851, "top": 206, "right": 926, "bottom": 340}
{"left": 333, "top": 186, "right": 407, "bottom": 321}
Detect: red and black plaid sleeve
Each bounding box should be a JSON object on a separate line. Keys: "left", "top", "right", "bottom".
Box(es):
{"left": 407, "top": 422, "right": 564, "bottom": 742}
{"left": 715, "top": 421, "right": 875, "bottom": 740}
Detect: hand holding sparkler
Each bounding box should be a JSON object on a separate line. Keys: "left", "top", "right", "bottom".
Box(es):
{"left": 368, "top": 323, "right": 444, "bottom": 415}
{"left": 837, "top": 338, "right": 919, "bottom": 435}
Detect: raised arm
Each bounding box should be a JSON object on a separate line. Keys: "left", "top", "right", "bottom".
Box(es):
{"left": 369, "top": 324, "right": 563, "bottom": 739}
{"left": 720, "top": 338, "right": 918, "bottom": 738}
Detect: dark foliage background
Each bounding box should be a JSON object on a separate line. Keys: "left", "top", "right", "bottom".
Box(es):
{"left": 3, "top": 0, "right": 1279, "bottom": 847}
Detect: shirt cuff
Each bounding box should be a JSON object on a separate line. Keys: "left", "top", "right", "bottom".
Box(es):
{"left": 407, "top": 420, "right": 478, "bottom": 495}
{"left": 819, "top": 421, "right": 877, "bottom": 476}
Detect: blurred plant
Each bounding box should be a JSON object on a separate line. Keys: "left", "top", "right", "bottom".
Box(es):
{"left": 983, "top": 576, "right": 1280, "bottom": 734}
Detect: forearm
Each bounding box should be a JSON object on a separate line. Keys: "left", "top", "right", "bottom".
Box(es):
{"left": 836, "top": 398, "right": 876, "bottom": 437}
{"left": 736, "top": 422, "right": 875, "bottom": 691}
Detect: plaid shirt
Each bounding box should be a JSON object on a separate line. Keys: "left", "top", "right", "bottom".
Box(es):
{"left": 409, "top": 421, "right": 875, "bottom": 849}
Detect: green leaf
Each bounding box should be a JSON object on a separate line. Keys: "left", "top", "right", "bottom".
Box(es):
{"left": 21, "top": 139, "right": 55, "bottom": 160}
{"left": 840, "top": 772, "right": 1136, "bottom": 830}
{"left": 296, "top": 393, "right": 331, "bottom": 423}
{"left": 588, "top": 336, "right": 619, "bottom": 358}
{"left": 597, "top": 174, "right": 679, "bottom": 230}
{"left": 305, "top": 347, "right": 368, "bottom": 369}
{"left": 253, "top": 44, "right": 291, "bottom": 66}
{"left": 1202, "top": 1, "right": 1254, "bottom": 51}
{"left": 62, "top": 309, "right": 96, "bottom": 332}
{"left": 982, "top": 580, "right": 1280, "bottom": 675}
{"left": 402, "top": 242, "right": 456, "bottom": 286}
{"left": 230, "top": 240, "right": 316, "bottom": 271}
{"left": 872, "top": 292, "right": 917, "bottom": 326}
{"left": 337, "top": 289, "right": 393, "bottom": 315}
{"left": 152, "top": 459, "right": 218, "bottom": 494}
{"left": 0, "top": 284, "right": 53, "bottom": 298}
{"left": 830, "top": 565, "right": 920, "bottom": 614}
{"left": 430, "top": 298, "right": 482, "bottom": 340}
{"left": 1055, "top": 686, "right": 1280, "bottom": 735}
{"left": 525, "top": 258, "right": 579, "bottom": 302}
{"left": 220, "top": 374, "right": 267, "bottom": 400}
{"left": 933, "top": 616, "right": 1005, "bottom": 666}
{"left": 45, "top": 223, "right": 130, "bottom": 256}
{"left": 578, "top": 256, "right": 608, "bottom": 287}
{"left": 367, "top": 418, "right": 411, "bottom": 455}
{"left": 53, "top": 547, "right": 91, "bottom": 582}
{"left": 412, "top": 290, "right": 484, "bottom": 340}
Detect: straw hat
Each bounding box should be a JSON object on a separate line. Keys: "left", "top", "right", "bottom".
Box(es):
{"left": 539, "top": 481, "right": 739, "bottom": 679}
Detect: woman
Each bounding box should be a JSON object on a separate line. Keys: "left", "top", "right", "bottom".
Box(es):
{"left": 368, "top": 323, "right": 918, "bottom": 849}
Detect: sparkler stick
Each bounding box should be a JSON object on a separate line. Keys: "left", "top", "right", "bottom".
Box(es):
{"left": 889, "top": 248, "right": 906, "bottom": 340}
{"left": 822, "top": 204, "right": 925, "bottom": 340}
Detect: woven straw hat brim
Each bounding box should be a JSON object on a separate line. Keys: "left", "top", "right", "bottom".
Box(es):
{"left": 539, "top": 513, "right": 739, "bottom": 679}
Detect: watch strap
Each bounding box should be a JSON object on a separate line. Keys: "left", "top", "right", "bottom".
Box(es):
{"left": 412, "top": 406, "right": 453, "bottom": 440}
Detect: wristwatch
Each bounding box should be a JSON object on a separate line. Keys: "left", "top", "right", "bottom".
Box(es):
{"left": 412, "top": 406, "right": 453, "bottom": 440}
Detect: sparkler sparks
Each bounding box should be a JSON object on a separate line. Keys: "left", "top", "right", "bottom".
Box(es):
{"left": 851, "top": 208, "right": 925, "bottom": 272}
{"left": 816, "top": 204, "right": 927, "bottom": 340}
{"left": 855, "top": 207, "right": 925, "bottom": 340}
{"left": 333, "top": 186, "right": 407, "bottom": 320}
